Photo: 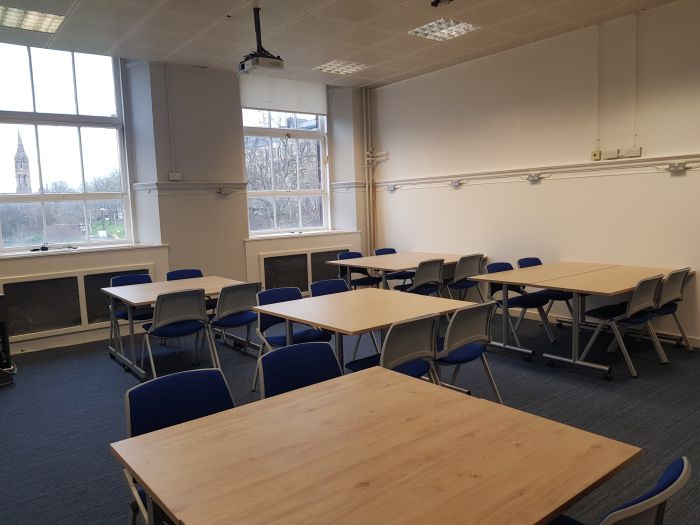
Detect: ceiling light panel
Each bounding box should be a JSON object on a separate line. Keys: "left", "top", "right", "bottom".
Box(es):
{"left": 315, "top": 60, "right": 369, "bottom": 75}
{"left": 408, "top": 18, "right": 480, "bottom": 41}
{"left": 0, "top": 6, "right": 64, "bottom": 33}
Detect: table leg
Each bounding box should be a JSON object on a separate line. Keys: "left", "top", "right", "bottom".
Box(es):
{"left": 335, "top": 332, "right": 344, "bottom": 373}
{"left": 572, "top": 293, "right": 580, "bottom": 361}
{"left": 381, "top": 270, "right": 388, "bottom": 289}
{"left": 147, "top": 494, "right": 165, "bottom": 524}
{"left": 128, "top": 305, "right": 136, "bottom": 362}
{"left": 345, "top": 268, "right": 352, "bottom": 289}
{"left": 502, "top": 284, "right": 510, "bottom": 347}
{"left": 285, "top": 320, "right": 293, "bottom": 345}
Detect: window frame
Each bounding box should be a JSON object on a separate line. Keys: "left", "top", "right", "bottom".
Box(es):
{"left": 242, "top": 107, "right": 330, "bottom": 236}
{"left": 0, "top": 46, "right": 131, "bottom": 251}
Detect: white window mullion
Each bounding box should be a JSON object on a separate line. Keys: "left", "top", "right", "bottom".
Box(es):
{"left": 27, "top": 47, "right": 37, "bottom": 113}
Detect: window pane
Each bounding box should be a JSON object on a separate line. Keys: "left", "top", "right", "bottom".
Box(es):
{"left": 248, "top": 197, "right": 274, "bottom": 232}
{"left": 45, "top": 200, "right": 86, "bottom": 244}
{"left": 242, "top": 108, "right": 269, "bottom": 128}
{"left": 0, "top": 43, "right": 33, "bottom": 112}
{"left": 31, "top": 48, "right": 77, "bottom": 114}
{"left": 74, "top": 53, "right": 116, "bottom": 117}
{"left": 0, "top": 203, "right": 43, "bottom": 247}
{"left": 0, "top": 124, "right": 40, "bottom": 194}
{"left": 298, "top": 139, "right": 321, "bottom": 190}
{"left": 82, "top": 128, "right": 122, "bottom": 192}
{"left": 296, "top": 113, "right": 320, "bottom": 130}
{"left": 270, "top": 111, "right": 295, "bottom": 129}
{"left": 301, "top": 196, "right": 323, "bottom": 228}
{"left": 272, "top": 137, "right": 297, "bottom": 190}
{"left": 275, "top": 196, "right": 299, "bottom": 230}
{"left": 39, "top": 126, "right": 83, "bottom": 193}
{"left": 244, "top": 136, "right": 271, "bottom": 191}
{"left": 87, "top": 200, "right": 125, "bottom": 241}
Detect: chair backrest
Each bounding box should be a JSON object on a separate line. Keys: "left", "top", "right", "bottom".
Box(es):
{"left": 409, "top": 259, "right": 444, "bottom": 290}
{"left": 337, "top": 251, "right": 369, "bottom": 278}
{"left": 260, "top": 342, "right": 341, "bottom": 398}
{"left": 125, "top": 368, "right": 234, "bottom": 437}
{"left": 374, "top": 247, "right": 397, "bottom": 255}
{"left": 517, "top": 257, "right": 542, "bottom": 269}
{"left": 380, "top": 314, "right": 439, "bottom": 370}
{"left": 626, "top": 275, "right": 663, "bottom": 318}
{"left": 166, "top": 268, "right": 204, "bottom": 281}
{"left": 599, "top": 456, "right": 691, "bottom": 525}
{"left": 453, "top": 254, "right": 484, "bottom": 283}
{"left": 257, "top": 287, "right": 303, "bottom": 333}
{"left": 485, "top": 262, "right": 516, "bottom": 297}
{"left": 437, "top": 302, "right": 497, "bottom": 360}
{"left": 310, "top": 278, "right": 350, "bottom": 297}
{"left": 110, "top": 273, "right": 152, "bottom": 287}
{"left": 151, "top": 289, "right": 207, "bottom": 331}
{"left": 213, "top": 282, "right": 261, "bottom": 321}
{"left": 657, "top": 268, "right": 691, "bottom": 307}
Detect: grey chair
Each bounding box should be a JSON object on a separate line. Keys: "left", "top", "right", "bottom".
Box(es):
{"left": 434, "top": 302, "right": 502, "bottom": 403}
{"left": 380, "top": 314, "right": 440, "bottom": 383}
{"left": 652, "top": 267, "right": 692, "bottom": 352}
{"left": 447, "top": 254, "right": 485, "bottom": 301}
{"left": 209, "top": 282, "right": 261, "bottom": 354}
{"left": 141, "top": 289, "right": 217, "bottom": 378}
{"left": 395, "top": 258, "right": 444, "bottom": 296}
{"left": 582, "top": 275, "right": 664, "bottom": 378}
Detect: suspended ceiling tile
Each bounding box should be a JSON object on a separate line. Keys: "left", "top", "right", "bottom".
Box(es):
{"left": 257, "top": 0, "right": 332, "bottom": 12}
{"left": 327, "top": 75, "right": 373, "bottom": 87}
{"left": 447, "top": 27, "right": 512, "bottom": 49}
{"left": 174, "top": 37, "right": 244, "bottom": 58}
{"left": 301, "top": 39, "right": 365, "bottom": 60}
{"left": 491, "top": 12, "right": 563, "bottom": 36}
{"left": 542, "top": 0, "right": 627, "bottom": 21}
{"left": 284, "top": 15, "right": 354, "bottom": 38}
{"left": 455, "top": 0, "right": 531, "bottom": 27}
{"left": 163, "top": 0, "right": 245, "bottom": 18}
{"left": 333, "top": 25, "right": 395, "bottom": 46}
{"left": 576, "top": 2, "right": 640, "bottom": 27}
{"left": 201, "top": 20, "right": 256, "bottom": 45}
{"left": 129, "top": 28, "right": 190, "bottom": 49}
{"left": 50, "top": 35, "right": 113, "bottom": 55}
{"left": 166, "top": 50, "right": 221, "bottom": 67}
{"left": 378, "top": 34, "right": 435, "bottom": 53}
{"left": 413, "top": 42, "right": 472, "bottom": 61}
{"left": 71, "top": 0, "right": 152, "bottom": 25}
{"left": 400, "top": 0, "right": 484, "bottom": 17}
{"left": 376, "top": 53, "right": 435, "bottom": 71}
{"left": 355, "top": 65, "right": 399, "bottom": 80}
{"left": 114, "top": 42, "right": 169, "bottom": 61}
{"left": 507, "top": 0, "right": 561, "bottom": 8}
{"left": 56, "top": 16, "right": 133, "bottom": 41}
{"left": 345, "top": 47, "right": 400, "bottom": 66}
{"left": 314, "top": 0, "right": 396, "bottom": 24}
{"left": 3, "top": 0, "right": 76, "bottom": 15}
{"left": 364, "top": 8, "right": 436, "bottom": 32}
{"left": 143, "top": 10, "right": 217, "bottom": 35}
{"left": 225, "top": 3, "right": 304, "bottom": 32}
{"left": 261, "top": 32, "right": 321, "bottom": 54}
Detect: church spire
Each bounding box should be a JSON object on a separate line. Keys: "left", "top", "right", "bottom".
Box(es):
{"left": 14, "top": 130, "right": 31, "bottom": 194}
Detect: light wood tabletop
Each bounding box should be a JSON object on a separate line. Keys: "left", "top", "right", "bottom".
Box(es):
{"left": 326, "top": 251, "right": 463, "bottom": 272}
{"left": 470, "top": 262, "right": 618, "bottom": 286}
{"left": 111, "top": 367, "right": 641, "bottom": 525}
{"left": 101, "top": 276, "right": 245, "bottom": 307}
{"left": 254, "top": 288, "right": 470, "bottom": 335}
{"left": 535, "top": 265, "right": 676, "bottom": 296}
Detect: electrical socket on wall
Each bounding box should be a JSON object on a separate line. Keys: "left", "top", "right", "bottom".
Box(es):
{"left": 168, "top": 172, "right": 182, "bottom": 181}
{"left": 591, "top": 149, "right": 602, "bottom": 161}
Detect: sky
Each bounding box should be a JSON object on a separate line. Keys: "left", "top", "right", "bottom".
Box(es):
{"left": 0, "top": 43, "right": 120, "bottom": 194}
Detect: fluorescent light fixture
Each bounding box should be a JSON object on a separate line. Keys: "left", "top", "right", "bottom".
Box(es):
{"left": 408, "top": 18, "right": 480, "bottom": 41}
{"left": 314, "top": 60, "right": 369, "bottom": 75}
{"left": 0, "top": 6, "right": 65, "bottom": 33}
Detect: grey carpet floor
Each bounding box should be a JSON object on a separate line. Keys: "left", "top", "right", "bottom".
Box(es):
{"left": 0, "top": 318, "right": 697, "bottom": 524}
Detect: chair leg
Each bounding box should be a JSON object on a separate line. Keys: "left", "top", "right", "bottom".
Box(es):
{"left": 611, "top": 322, "right": 637, "bottom": 378}
{"left": 646, "top": 320, "right": 669, "bottom": 364}
{"left": 476, "top": 286, "right": 485, "bottom": 303}
{"left": 369, "top": 331, "right": 380, "bottom": 354}
{"left": 544, "top": 300, "right": 554, "bottom": 317}
{"left": 447, "top": 286, "right": 454, "bottom": 299}
{"left": 251, "top": 343, "right": 267, "bottom": 392}
{"left": 536, "top": 306, "right": 556, "bottom": 343}
{"left": 672, "top": 313, "right": 693, "bottom": 352}
{"left": 580, "top": 321, "right": 605, "bottom": 361}
{"left": 144, "top": 336, "right": 157, "bottom": 378}
{"left": 565, "top": 300, "right": 574, "bottom": 317}
{"left": 205, "top": 326, "right": 221, "bottom": 369}
{"left": 352, "top": 335, "right": 362, "bottom": 360}
{"left": 428, "top": 362, "right": 440, "bottom": 384}
{"left": 450, "top": 364, "right": 462, "bottom": 385}
{"left": 245, "top": 323, "right": 252, "bottom": 353}
{"left": 514, "top": 308, "right": 526, "bottom": 331}
{"left": 432, "top": 363, "right": 442, "bottom": 386}
{"left": 505, "top": 310, "right": 522, "bottom": 347}
{"left": 480, "top": 354, "right": 503, "bottom": 404}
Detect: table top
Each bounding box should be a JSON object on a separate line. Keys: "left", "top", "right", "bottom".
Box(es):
{"left": 470, "top": 262, "right": 617, "bottom": 287}
{"left": 254, "top": 288, "right": 470, "bottom": 335}
{"left": 111, "top": 367, "right": 640, "bottom": 525}
{"left": 326, "top": 251, "right": 463, "bottom": 272}
{"left": 101, "top": 276, "right": 245, "bottom": 307}
{"left": 537, "top": 265, "right": 675, "bottom": 296}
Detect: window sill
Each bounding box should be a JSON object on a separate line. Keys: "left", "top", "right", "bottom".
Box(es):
{"left": 0, "top": 243, "right": 167, "bottom": 260}
{"left": 244, "top": 230, "right": 360, "bottom": 242}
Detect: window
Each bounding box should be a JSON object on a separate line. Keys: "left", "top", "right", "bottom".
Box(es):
{"left": 0, "top": 43, "right": 128, "bottom": 250}
{"left": 242, "top": 108, "right": 328, "bottom": 234}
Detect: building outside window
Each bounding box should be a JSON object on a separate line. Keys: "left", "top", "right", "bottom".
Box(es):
{"left": 0, "top": 43, "right": 129, "bottom": 250}
{"left": 242, "top": 107, "right": 329, "bottom": 235}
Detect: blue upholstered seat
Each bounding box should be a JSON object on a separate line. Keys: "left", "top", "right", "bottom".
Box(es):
{"left": 345, "top": 354, "right": 380, "bottom": 372}
{"left": 436, "top": 337, "right": 485, "bottom": 364}
{"left": 209, "top": 310, "right": 257, "bottom": 328}
{"left": 375, "top": 248, "right": 415, "bottom": 282}
{"left": 394, "top": 282, "right": 440, "bottom": 295}
{"left": 587, "top": 302, "right": 651, "bottom": 325}
{"left": 530, "top": 289, "right": 574, "bottom": 301}
{"left": 264, "top": 328, "right": 331, "bottom": 347}
{"left": 496, "top": 293, "right": 550, "bottom": 309}
{"left": 142, "top": 319, "right": 204, "bottom": 338}
{"left": 337, "top": 252, "right": 382, "bottom": 288}
{"left": 653, "top": 301, "right": 678, "bottom": 316}
{"left": 448, "top": 278, "right": 479, "bottom": 290}
{"left": 392, "top": 358, "right": 431, "bottom": 378}
{"left": 114, "top": 308, "right": 153, "bottom": 321}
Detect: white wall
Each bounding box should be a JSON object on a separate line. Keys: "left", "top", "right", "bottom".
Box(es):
{"left": 371, "top": 0, "right": 700, "bottom": 341}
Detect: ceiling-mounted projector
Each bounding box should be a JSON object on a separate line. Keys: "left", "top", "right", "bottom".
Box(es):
{"left": 239, "top": 7, "right": 283, "bottom": 74}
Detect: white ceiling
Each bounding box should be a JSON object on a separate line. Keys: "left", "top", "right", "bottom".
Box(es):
{"left": 0, "top": 0, "right": 678, "bottom": 88}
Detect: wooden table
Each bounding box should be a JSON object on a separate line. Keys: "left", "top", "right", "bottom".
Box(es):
{"left": 327, "top": 251, "right": 463, "bottom": 288}
{"left": 102, "top": 276, "right": 245, "bottom": 380}
{"left": 254, "top": 288, "right": 469, "bottom": 369}
{"left": 472, "top": 263, "right": 684, "bottom": 376}
{"left": 111, "top": 367, "right": 641, "bottom": 525}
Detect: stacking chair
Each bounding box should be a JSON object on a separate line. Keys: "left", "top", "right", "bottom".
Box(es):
{"left": 209, "top": 282, "right": 261, "bottom": 355}
{"left": 485, "top": 262, "right": 555, "bottom": 346}
{"left": 394, "top": 259, "right": 444, "bottom": 296}
{"left": 259, "top": 342, "right": 342, "bottom": 398}
{"left": 124, "top": 369, "right": 234, "bottom": 525}
{"left": 253, "top": 287, "right": 332, "bottom": 390}
{"left": 380, "top": 314, "right": 440, "bottom": 382}
{"left": 434, "top": 302, "right": 502, "bottom": 403}
{"left": 447, "top": 254, "right": 485, "bottom": 301}
{"left": 310, "top": 279, "right": 380, "bottom": 359}
{"left": 337, "top": 252, "right": 382, "bottom": 289}
{"left": 166, "top": 268, "right": 217, "bottom": 310}
{"left": 108, "top": 274, "right": 153, "bottom": 357}
{"left": 374, "top": 247, "right": 414, "bottom": 285}
{"left": 517, "top": 257, "right": 574, "bottom": 317}
{"left": 551, "top": 456, "right": 691, "bottom": 525}
{"left": 652, "top": 267, "right": 693, "bottom": 351}
{"left": 581, "top": 275, "right": 665, "bottom": 378}
{"left": 141, "top": 289, "right": 217, "bottom": 378}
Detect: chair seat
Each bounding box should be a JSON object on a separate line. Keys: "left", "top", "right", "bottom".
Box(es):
{"left": 143, "top": 320, "right": 204, "bottom": 338}
{"left": 436, "top": 338, "right": 485, "bottom": 364}
{"left": 345, "top": 354, "right": 380, "bottom": 372}
{"left": 497, "top": 294, "right": 549, "bottom": 309}
{"left": 587, "top": 302, "right": 652, "bottom": 325}
{"left": 114, "top": 308, "right": 153, "bottom": 321}
{"left": 266, "top": 328, "right": 332, "bottom": 347}
{"left": 653, "top": 301, "right": 678, "bottom": 317}
{"left": 386, "top": 270, "right": 414, "bottom": 281}
{"left": 530, "top": 289, "right": 573, "bottom": 301}
{"left": 392, "top": 358, "right": 430, "bottom": 378}
{"left": 209, "top": 310, "right": 256, "bottom": 328}
{"left": 448, "top": 279, "right": 479, "bottom": 290}
{"left": 394, "top": 283, "right": 440, "bottom": 295}
{"left": 352, "top": 276, "right": 383, "bottom": 287}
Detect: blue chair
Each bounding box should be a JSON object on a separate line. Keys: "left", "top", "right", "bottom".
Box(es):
{"left": 447, "top": 254, "right": 485, "bottom": 301}
{"left": 260, "top": 342, "right": 342, "bottom": 398}
{"left": 166, "top": 268, "right": 217, "bottom": 310}
{"left": 652, "top": 268, "right": 692, "bottom": 352}
{"left": 124, "top": 368, "right": 234, "bottom": 525}
{"left": 380, "top": 314, "right": 440, "bottom": 382}
{"left": 435, "top": 302, "right": 502, "bottom": 403}
{"left": 517, "top": 257, "right": 574, "bottom": 317}
{"left": 485, "top": 262, "right": 555, "bottom": 346}
{"left": 550, "top": 456, "right": 691, "bottom": 525}
{"left": 374, "top": 247, "right": 414, "bottom": 285}
{"left": 394, "top": 259, "right": 444, "bottom": 296}
{"left": 310, "top": 279, "right": 381, "bottom": 360}
{"left": 108, "top": 274, "right": 153, "bottom": 357}
{"left": 209, "top": 282, "right": 261, "bottom": 355}
{"left": 253, "top": 287, "right": 332, "bottom": 390}
{"left": 337, "top": 252, "right": 382, "bottom": 289}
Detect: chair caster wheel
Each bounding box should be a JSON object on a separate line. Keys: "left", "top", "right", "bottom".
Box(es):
{"left": 123, "top": 365, "right": 130, "bottom": 372}
{"left": 525, "top": 355, "right": 533, "bottom": 362}
{"left": 604, "top": 372, "right": 613, "bottom": 381}
{"left": 556, "top": 321, "right": 563, "bottom": 328}
{"left": 109, "top": 353, "right": 115, "bottom": 359}
{"left": 547, "top": 360, "right": 555, "bottom": 367}
{"left": 675, "top": 341, "right": 683, "bottom": 347}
